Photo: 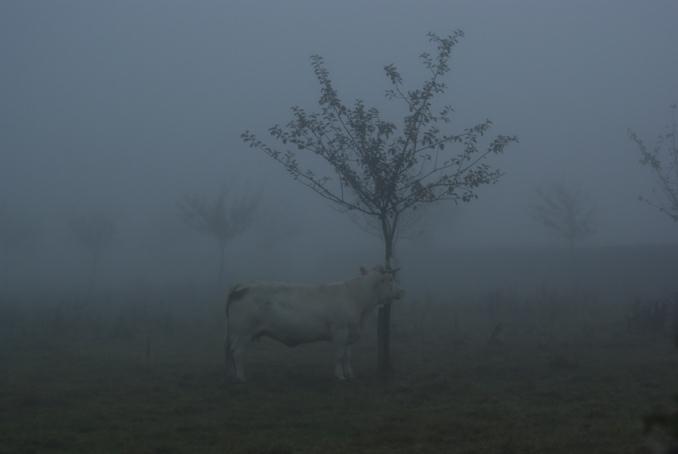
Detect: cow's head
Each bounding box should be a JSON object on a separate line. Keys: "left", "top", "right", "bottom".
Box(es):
{"left": 360, "top": 265, "right": 404, "bottom": 305}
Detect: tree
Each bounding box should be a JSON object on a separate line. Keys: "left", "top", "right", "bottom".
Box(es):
{"left": 242, "top": 31, "right": 517, "bottom": 377}
{"left": 178, "top": 186, "right": 258, "bottom": 287}
{"left": 70, "top": 211, "right": 116, "bottom": 296}
{"left": 530, "top": 183, "right": 595, "bottom": 250}
{"left": 628, "top": 104, "right": 678, "bottom": 223}
{"left": 629, "top": 107, "right": 678, "bottom": 454}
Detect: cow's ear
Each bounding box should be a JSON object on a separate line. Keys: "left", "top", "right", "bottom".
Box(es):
{"left": 360, "top": 266, "right": 368, "bottom": 276}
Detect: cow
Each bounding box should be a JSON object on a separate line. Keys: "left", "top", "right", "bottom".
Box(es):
{"left": 224, "top": 266, "right": 403, "bottom": 382}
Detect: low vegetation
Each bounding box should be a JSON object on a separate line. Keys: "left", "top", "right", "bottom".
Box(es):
{"left": 1, "top": 286, "right": 676, "bottom": 453}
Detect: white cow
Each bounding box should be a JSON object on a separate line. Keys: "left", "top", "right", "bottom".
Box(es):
{"left": 224, "top": 266, "right": 402, "bottom": 382}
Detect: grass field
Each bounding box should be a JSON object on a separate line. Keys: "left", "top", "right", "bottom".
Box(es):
{"left": 1, "top": 293, "right": 676, "bottom": 453}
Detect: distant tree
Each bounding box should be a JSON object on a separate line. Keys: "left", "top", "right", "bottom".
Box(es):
{"left": 0, "top": 203, "right": 38, "bottom": 296}
{"left": 178, "top": 186, "right": 258, "bottom": 287}
{"left": 628, "top": 104, "right": 678, "bottom": 223}
{"left": 70, "top": 211, "right": 116, "bottom": 296}
{"left": 530, "top": 183, "right": 595, "bottom": 250}
{"left": 242, "top": 31, "right": 517, "bottom": 377}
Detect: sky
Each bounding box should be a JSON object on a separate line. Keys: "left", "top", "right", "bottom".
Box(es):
{"left": 1, "top": 1, "right": 677, "bottom": 289}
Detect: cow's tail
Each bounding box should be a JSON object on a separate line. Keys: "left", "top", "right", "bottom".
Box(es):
{"left": 225, "top": 284, "right": 248, "bottom": 380}
{"left": 224, "top": 285, "right": 235, "bottom": 379}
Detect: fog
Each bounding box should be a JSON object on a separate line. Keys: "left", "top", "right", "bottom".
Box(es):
{"left": 1, "top": 1, "right": 677, "bottom": 294}
{"left": 4, "top": 2, "right": 678, "bottom": 452}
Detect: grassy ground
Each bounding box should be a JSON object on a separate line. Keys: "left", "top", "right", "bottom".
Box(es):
{"left": 1, "top": 296, "right": 676, "bottom": 453}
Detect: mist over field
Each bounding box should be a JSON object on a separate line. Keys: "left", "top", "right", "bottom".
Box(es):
{"left": 1, "top": 1, "right": 677, "bottom": 453}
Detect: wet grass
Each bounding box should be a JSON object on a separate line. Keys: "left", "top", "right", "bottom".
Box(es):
{"left": 1, "top": 302, "right": 676, "bottom": 453}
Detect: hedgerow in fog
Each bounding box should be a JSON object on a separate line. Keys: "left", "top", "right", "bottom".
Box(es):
{"left": 178, "top": 186, "right": 258, "bottom": 286}
{"left": 629, "top": 104, "right": 678, "bottom": 223}
{"left": 242, "top": 31, "right": 517, "bottom": 376}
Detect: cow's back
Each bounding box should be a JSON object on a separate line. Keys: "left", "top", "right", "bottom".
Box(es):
{"left": 226, "top": 282, "right": 351, "bottom": 346}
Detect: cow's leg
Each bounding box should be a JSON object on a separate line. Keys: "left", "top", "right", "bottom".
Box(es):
{"left": 230, "top": 336, "right": 248, "bottom": 383}
{"left": 334, "top": 345, "right": 348, "bottom": 380}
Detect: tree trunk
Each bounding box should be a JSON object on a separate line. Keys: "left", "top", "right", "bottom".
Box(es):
{"left": 87, "top": 250, "right": 100, "bottom": 301}
{"left": 672, "top": 294, "right": 678, "bottom": 351}
{"left": 218, "top": 241, "right": 226, "bottom": 289}
{"left": 377, "top": 226, "right": 394, "bottom": 379}
{"left": 377, "top": 303, "right": 392, "bottom": 378}
{"left": 1, "top": 241, "right": 8, "bottom": 302}
{"left": 568, "top": 238, "right": 578, "bottom": 292}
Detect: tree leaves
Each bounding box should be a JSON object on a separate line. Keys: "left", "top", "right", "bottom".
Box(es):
{"left": 629, "top": 104, "right": 678, "bottom": 222}
{"left": 242, "top": 30, "right": 517, "bottom": 241}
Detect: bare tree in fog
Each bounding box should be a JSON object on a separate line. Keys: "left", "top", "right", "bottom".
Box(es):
{"left": 243, "top": 31, "right": 517, "bottom": 377}
{"left": 178, "top": 187, "right": 258, "bottom": 287}
{"left": 628, "top": 104, "right": 678, "bottom": 223}
{"left": 69, "top": 211, "right": 116, "bottom": 297}
{"left": 530, "top": 183, "right": 595, "bottom": 250}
